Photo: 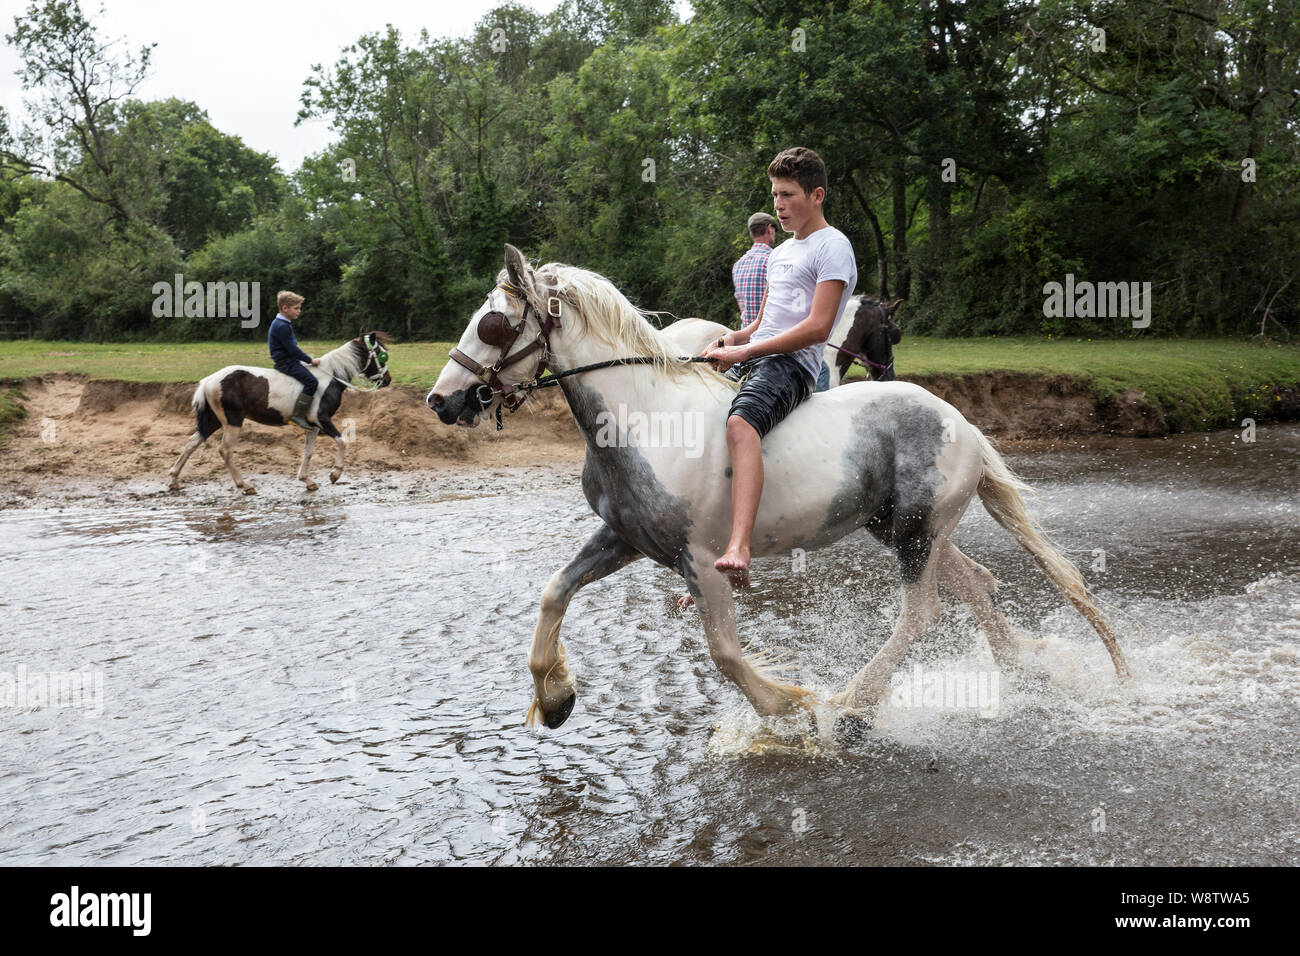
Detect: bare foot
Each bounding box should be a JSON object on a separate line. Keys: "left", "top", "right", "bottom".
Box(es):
{"left": 715, "top": 547, "right": 751, "bottom": 589}
{"left": 676, "top": 593, "right": 694, "bottom": 610}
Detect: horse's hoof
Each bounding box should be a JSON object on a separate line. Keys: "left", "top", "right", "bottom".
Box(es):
{"left": 329, "top": 471, "right": 341, "bottom": 484}
{"left": 834, "top": 713, "right": 872, "bottom": 747}
{"left": 242, "top": 486, "right": 257, "bottom": 496}
{"left": 167, "top": 482, "right": 179, "bottom": 492}
{"left": 305, "top": 483, "right": 318, "bottom": 492}
{"left": 543, "top": 693, "right": 576, "bottom": 729}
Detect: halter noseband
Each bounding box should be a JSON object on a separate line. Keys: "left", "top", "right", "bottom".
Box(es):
{"left": 334, "top": 334, "right": 391, "bottom": 390}
{"left": 448, "top": 280, "right": 563, "bottom": 422}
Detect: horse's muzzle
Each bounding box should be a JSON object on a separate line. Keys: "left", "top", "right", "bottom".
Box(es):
{"left": 427, "top": 387, "right": 483, "bottom": 426}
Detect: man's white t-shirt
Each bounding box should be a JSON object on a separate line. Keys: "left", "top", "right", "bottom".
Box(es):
{"left": 751, "top": 225, "right": 858, "bottom": 382}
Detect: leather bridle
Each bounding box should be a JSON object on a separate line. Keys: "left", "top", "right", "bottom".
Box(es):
{"left": 448, "top": 279, "right": 562, "bottom": 418}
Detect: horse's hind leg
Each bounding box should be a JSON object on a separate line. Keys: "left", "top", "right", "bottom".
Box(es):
{"left": 834, "top": 561, "right": 943, "bottom": 716}
{"left": 688, "top": 554, "right": 816, "bottom": 718}
{"left": 168, "top": 431, "right": 207, "bottom": 490}
{"left": 527, "top": 524, "right": 644, "bottom": 729}
{"left": 296, "top": 430, "right": 318, "bottom": 491}
{"left": 937, "top": 542, "right": 1041, "bottom": 671}
{"left": 220, "top": 424, "right": 256, "bottom": 495}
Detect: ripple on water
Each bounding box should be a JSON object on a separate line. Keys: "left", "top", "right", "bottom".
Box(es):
{"left": 2, "top": 430, "right": 1300, "bottom": 864}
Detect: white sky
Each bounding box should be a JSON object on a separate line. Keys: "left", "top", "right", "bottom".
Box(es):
{"left": 0, "top": 0, "right": 584, "bottom": 171}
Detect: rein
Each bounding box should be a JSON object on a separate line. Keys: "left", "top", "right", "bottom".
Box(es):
{"left": 331, "top": 374, "right": 386, "bottom": 392}
{"left": 829, "top": 341, "right": 893, "bottom": 376}
{"left": 326, "top": 334, "right": 390, "bottom": 391}
{"left": 450, "top": 279, "right": 723, "bottom": 430}
{"left": 524, "top": 355, "right": 714, "bottom": 391}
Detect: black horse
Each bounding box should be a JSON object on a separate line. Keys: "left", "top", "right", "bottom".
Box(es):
{"left": 824, "top": 296, "right": 904, "bottom": 385}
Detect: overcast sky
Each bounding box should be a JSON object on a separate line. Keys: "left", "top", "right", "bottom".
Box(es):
{"left": 0, "top": 0, "right": 592, "bottom": 171}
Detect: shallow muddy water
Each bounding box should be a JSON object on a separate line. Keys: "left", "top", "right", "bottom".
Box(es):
{"left": 1, "top": 426, "right": 1297, "bottom": 865}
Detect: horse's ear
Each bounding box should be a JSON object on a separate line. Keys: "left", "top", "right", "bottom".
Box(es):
{"left": 504, "top": 243, "right": 529, "bottom": 290}
{"left": 889, "top": 298, "right": 906, "bottom": 310}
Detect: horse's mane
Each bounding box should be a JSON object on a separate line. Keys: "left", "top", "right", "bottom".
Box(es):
{"left": 511, "top": 263, "right": 735, "bottom": 390}
{"left": 318, "top": 331, "right": 390, "bottom": 381}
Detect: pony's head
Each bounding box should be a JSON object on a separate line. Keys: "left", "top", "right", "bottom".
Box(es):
{"left": 355, "top": 331, "right": 394, "bottom": 387}
{"left": 839, "top": 297, "right": 903, "bottom": 382}
{"left": 427, "top": 244, "right": 555, "bottom": 427}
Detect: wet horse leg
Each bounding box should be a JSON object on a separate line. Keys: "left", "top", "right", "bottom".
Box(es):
{"left": 296, "top": 429, "right": 318, "bottom": 491}
{"left": 526, "top": 524, "right": 644, "bottom": 728}
{"left": 937, "top": 542, "right": 1042, "bottom": 671}
{"left": 315, "top": 415, "right": 345, "bottom": 484}
{"left": 688, "top": 556, "right": 816, "bottom": 718}
{"left": 220, "top": 424, "right": 256, "bottom": 495}
{"left": 168, "top": 430, "right": 207, "bottom": 490}
{"left": 833, "top": 547, "right": 944, "bottom": 717}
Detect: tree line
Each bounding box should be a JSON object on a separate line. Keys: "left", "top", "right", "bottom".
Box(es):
{"left": 1, "top": 0, "right": 1297, "bottom": 342}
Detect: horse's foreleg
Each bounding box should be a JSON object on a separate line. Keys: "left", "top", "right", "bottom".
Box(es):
{"left": 296, "top": 429, "right": 318, "bottom": 491}
{"left": 688, "top": 557, "right": 816, "bottom": 718}
{"left": 220, "top": 424, "right": 255, "bottom": 495}
{"left": 168, "top": 430, "right": 207, "bottom": 490}
{"left": 316, "top": 415, "right": 345, "bottom": 484}
{"left": 329, "top": 434, "right": 345, "bottom": 484}
{"left": 527, "top": 524, "right": 643, "bottom": 729}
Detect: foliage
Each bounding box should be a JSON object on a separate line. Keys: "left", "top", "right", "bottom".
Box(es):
{"left": 0, "top": 0, "right": 1297, "bottom": 340}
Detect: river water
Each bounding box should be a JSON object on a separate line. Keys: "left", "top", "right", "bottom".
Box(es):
{"left": 1, "top": 426, "right": 1297, "bottom": 865}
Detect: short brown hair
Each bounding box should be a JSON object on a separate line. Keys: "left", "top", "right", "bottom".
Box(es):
{"left": 747, "top": 212, "right": 778, "bottom": 237}
{"left": 767, "top": 147, "right": 828, "bottom": 196}
{"left": 277, "top": 290, "right": 304, "bottom": 311}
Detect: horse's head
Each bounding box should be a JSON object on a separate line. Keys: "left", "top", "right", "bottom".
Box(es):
{"left": 840, "top": 297, "right": 904, "bottom": 382}
{"left": 427, "top": 244, "right": 556, "bottom": 427}
{"left": 356, "top": 331, "right": 393, "bottom": 387}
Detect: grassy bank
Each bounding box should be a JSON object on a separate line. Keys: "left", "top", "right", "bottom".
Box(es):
{"left": 1, "top": 336, "right": 1297, "bottom": 436}
{"left": 0, "top": 382, "right": 27, "bottom": 448}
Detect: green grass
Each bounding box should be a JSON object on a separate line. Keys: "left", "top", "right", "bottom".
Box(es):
{"left": 0, "top": 381, "right": 27, "bottom": 448}
{"left": 849, "top": 337, "right": 1300, "bottom": 432}
{"left": 0, "top": 340, "right": 460, "bottom": 387}
{"left": 1, "top": 336, "right": 1297, "bottom": 434}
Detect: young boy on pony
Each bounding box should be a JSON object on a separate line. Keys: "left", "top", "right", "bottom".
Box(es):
{"left": 268, "top": 290, "right": 321, "bottom": 429}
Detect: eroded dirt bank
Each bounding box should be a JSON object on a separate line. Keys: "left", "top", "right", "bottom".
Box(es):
{"left": 0, "top": 370, "right": 1289, "bottom": 508}
{"left": 0, "top": 374, "right": 584, "bottom": 508}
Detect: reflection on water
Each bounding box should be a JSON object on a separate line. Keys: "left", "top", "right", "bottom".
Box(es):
{"left": 0, "top": 426, "right": 1297, "bottom": 865}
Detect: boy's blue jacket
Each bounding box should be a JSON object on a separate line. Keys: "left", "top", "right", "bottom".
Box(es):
{"left": 268, "top": 314, "right": 312, "bottom": 365}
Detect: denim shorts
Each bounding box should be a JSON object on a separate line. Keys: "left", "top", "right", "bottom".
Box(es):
{"left": 725, "top": 354, "right": 814, "bottom": 438}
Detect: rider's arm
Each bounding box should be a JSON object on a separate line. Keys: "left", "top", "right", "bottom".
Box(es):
{"left": 725, "top": 290, "right": 766, "bottom": 347}
{"left": 271, "top": 319, "right": 314, "bottom": 365}
{"left": 742, "top": 279, "right": 844, "bottom": 358}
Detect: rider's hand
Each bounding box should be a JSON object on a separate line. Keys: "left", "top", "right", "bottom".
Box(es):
{"left": 705, "top": 342, "right": 749, "bottom": 372}
{"left": 310, "top": 359, "right": 320, "bottom": 366}
{"left": 699, "top": 333, "right": 731, "bottom": 357}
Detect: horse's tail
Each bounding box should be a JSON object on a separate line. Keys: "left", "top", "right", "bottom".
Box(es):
{"left": 972, "top": 427, "right": 1131, "bottom": 678}
{"left": 192, "top": 382, "right": 221, "bottom": 439}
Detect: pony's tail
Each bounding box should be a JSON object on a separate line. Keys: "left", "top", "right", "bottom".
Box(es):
{"left": 192, "top": 384, "right": 221, "bottom": 439}
{"left": 973, "top": 427, "right": 1131, "bottom": 678}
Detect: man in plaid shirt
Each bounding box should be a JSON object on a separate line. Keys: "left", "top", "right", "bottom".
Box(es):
{"left": 731, "top": 212, "right": 778, "bottom": 328}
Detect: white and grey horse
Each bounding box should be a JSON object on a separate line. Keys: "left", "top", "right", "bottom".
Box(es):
{"left": 169, "top": 332, "right": 392, "bottom": 494}
{"left": 427, "top": 246, "right": 1129, "bottom": 733}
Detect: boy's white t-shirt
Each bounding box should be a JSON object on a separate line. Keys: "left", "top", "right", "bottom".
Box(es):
{"left": 751, "top": 225, "right": 858, "bottom": 381}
